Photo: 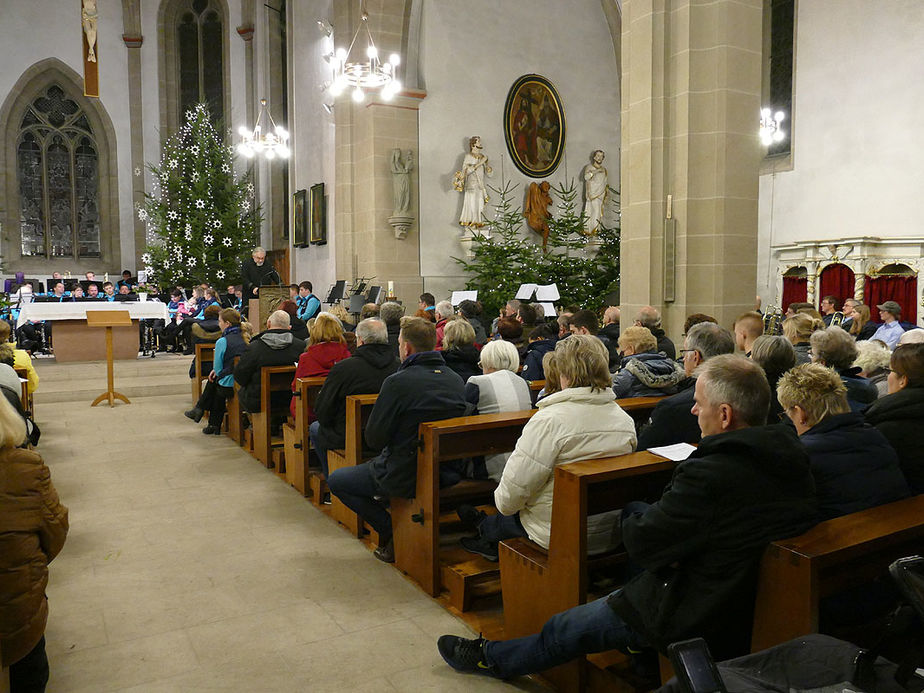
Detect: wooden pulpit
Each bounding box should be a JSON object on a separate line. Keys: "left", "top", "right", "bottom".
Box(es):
{"left": 249, "top": 286, "right": 289, "bottom": 328}
{"left": 87, "top": 310, "right": 132, "bottom": 407}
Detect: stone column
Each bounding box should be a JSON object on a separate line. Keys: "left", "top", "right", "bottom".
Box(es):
{"left": 620, "top": 0, "right": 763, "bottom": 337}
{"left": 123, "top": 33, "right": 145, "bottom": 265}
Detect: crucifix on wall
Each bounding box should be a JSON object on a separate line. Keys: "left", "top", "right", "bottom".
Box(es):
{"left": 82, "top": 0, "right": 99, "bottom": 97}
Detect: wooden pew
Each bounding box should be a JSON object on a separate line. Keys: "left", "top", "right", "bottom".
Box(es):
{"left": 499, "top": 451, "right": 675, "bottom": 693}
{"left": 527, "top": 379, "right": 544, "bottom": 405}
{"left": 326, "top": 393, "right": 379, "bottom": 535}
{"left": 282, "top": 376, "right": 326, "bottom": 497}
{"left": 249, "top": 364, "right": 297, "bottom": 468}
{"left": 750, "top": 493, "right": 924, "bottom": 652}
{"left": 225, "top": 356, "right": 243, "bottom": 445}
{"left": 191, "top": 342, "right": 215, "bottom": 406}
{"left": 14, "top": 366, "right": 32, "bottom": 416}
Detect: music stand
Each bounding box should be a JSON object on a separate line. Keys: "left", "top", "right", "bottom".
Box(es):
{"left": 87, "top": 310, "right": 132, "bottom": 407}
{"left": 367, "top": 286, "right": 383, "bottom": 305}
{"left": 348, "top": 294, "right": 365, "bottom": 315}
{"left": 325, "top": 280, "right": 346, "bottom": 303}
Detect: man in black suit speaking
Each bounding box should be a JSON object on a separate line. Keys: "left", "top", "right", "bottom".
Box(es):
{"left": 240, "top": 246, "right": 277, "bottom": 300}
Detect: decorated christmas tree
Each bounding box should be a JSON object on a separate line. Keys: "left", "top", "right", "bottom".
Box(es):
{"left": 139, "top": 103, "right": 260, "bottom": 289}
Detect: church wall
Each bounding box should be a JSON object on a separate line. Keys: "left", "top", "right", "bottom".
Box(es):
{"left": 757, "top": 0, "right": 924, "bottom": 310}
{"left": 417, "top": 0, "right": 621, "bottom": 303}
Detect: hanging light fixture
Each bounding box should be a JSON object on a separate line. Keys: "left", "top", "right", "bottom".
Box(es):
{"left": 237, "top": 99, "right": 290, "bottom": 160}
{"left": 325, "top": 0, "right": 401, "bottom": 102}
{"left": 759, "top": 107, "right": 786, "bottom": 146}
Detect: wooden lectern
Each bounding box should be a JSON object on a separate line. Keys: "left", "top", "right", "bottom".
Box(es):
{"left": 249, "top": 286, "right": 290, "bottom": 328}
{"left": 87, "top": 310, "right": 132, "bottom": 407}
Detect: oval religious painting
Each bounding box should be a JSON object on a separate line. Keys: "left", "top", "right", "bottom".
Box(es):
{"left": 503, "top": 74, "right": 566, "bottom": 178}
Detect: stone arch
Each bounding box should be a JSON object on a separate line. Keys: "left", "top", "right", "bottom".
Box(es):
{"left": 158, "top": 0, "right": 232, "bottom": 140}
{"left": 0, "top": 57, "right": 121, "bottom": 271}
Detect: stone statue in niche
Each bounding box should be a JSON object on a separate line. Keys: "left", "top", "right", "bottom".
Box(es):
{"left": 582, "top": 149, "right": 607, "bottom": 235}
{"left": 388, "top": 148, "right": 415, "bottom": 240}
{"left": 456, "top": 136, "right": 492, "bottom": 230}
{"left": 82, "top": 0, "right": 99, "bottom": 63}
{"left": 390, "top": 149, "right": 413, "bottom": 215}
{"left": 523, "top": 181, "right": 552, "bottom": 249}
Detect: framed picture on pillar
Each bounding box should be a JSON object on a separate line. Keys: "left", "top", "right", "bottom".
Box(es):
{"left": 503, "top": 74, "right": 566, "bottom": 178}
{"left": 309, "top": 182, "right": 327, "bottom": 245}
{"left": 293, "top": 189, "right": 308, "bottom": 247}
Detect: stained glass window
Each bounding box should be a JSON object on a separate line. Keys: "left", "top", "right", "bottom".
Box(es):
{"left": 16, "top": 85, "right": 100, "bottom": 259}
{"left": 176, "top": 0, "right": 224, "bottom": 124}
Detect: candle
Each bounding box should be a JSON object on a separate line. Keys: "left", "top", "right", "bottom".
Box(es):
{"left": 387, "top": 280, "right": 394, "bottom": 294}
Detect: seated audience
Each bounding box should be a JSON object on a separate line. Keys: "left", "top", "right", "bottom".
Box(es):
{"left": 188, "top": 305, "right": 222, "bottom": 355}
{"left": 434, "top": 300, "right": 454, "bottom": 349}
{"left": 847, "top": 302, "right": 877, "bottom": 341}
{"left": 414, "top": 308, "right": 436, "bottom": 323}
{"left": 683, "top": 312, "right": 717, "bottom": 335}
{"left": 785, "top": 301, "right": 814, "bottom": 318}
{"left": 749, "top": 334, "right": 796, "bottom": 424}
{"left": 185, "top": 309, "right": 249, "bottom": 434}
{"left": 419, "top": 292, "right": 436, "bottom": 317}
{"left": 234, "top": 310, "right": 307, "bottom": 414}
{"left": 326, "top": 316, "right": 467, "bottom": 562}
{"left": 783, "top": 312, "right": 824, "bottom": 364}
{"left": 853, "top": 340, "right": 892, "bottom": 397}
{"left": 556, "top": 312, "right": 573, "bottom": 339}
{"left": 810, "top": 326, "right": 878, "bottom": 411}
{"left": 279, "top": 300, "right": 309, "bottom": 341}
{"left": 734, "top": 311, "right": 764, "bottom": 355}
{"left": 457, "top": 299, "right": 487, "bottom": 345}
{"left": 0, "top": 395, "right": 68, "bottom": 692}
{"left": 612, "top": 326, "right": 685, "bottom": 399}
{"left": 457, "top": 335, "right": 637, "bottom": 561}
{"left": 869, "top": 300, "right": 911, "bottom": 349}
{"left": 496, "top": 317, "right": 526, "bottom": 355}
{"left": 311, "top": 318, "right": 399, "bottom": 480}
{"left": 599, "top": 306, "right": 620, "bottom": 342}
{"left": 899, "top": 327, "right": 924, "bottom": 345}
{"left": 0, "top": 321, "right": 38, "bottom": 393}
{"left": 778, "top": 363, "right": 909, "bottom": 519}
{"left": 516, "top": 303, "right": 539, "bottom": 342}
{"left": 438, "top": 355, "right": 818, "bottom": 677}
{"left": 864, "top": 342, "right": 924, "bottom": 493}
{"left": 440, "top": 319, "right": 481, "bottom": 383}
{"left": 289, "top": 313, "right": 352, "bottom": 418}
{"left": 637, "top": 321, "right": 735, "bottom": 449}
{"left": 534, "top": 351, "right": 562, "bottom": 402}
{"left": 327, "top": 303, "right": 356, "bottom": 333}
{"left": 379, "top": 301, "right": 405, "bottom": 357}
{"left": 520, "top": 322, "right": 557, "bottom": 382}
{"left": 634, "top": 306, "right": 675, "bottom": 359}
{"left": 491, "top": 299, "right": 520, "bottom": 336}
{"left": 360, "top": 302, "right": 380, "bottom": 321}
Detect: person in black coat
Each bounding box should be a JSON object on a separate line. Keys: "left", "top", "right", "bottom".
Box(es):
{"left": 635, "top": 306, "right": 676, "bottom": 359}
{"left": 865, "top": 342, "right": 924, "bottom": 493}
{"left": 327, "top": 316, "right": 467, "bottom": 562}
{"left": 440, "top": 319, "right": 481, "bottom": 383}
{"left": 278, "top": 300, "right": 309, "bottom": 341}
{"left": 233, "top": 310, "right": 306, "bottom": 413}
{"left": 637, "top": 321, "right": 735, "bottom": 450}
{"left": 809, "top": 326, "right": 878, "bottom": 411}
{"left": 519, "top": 323, "right": 557, "bottom": 382}
{"left": 240, "top": 247, "right": 277, "bottom": 300}
{"left": 379, "top": 301, "right": 404, "bottom": 359}
{"left": 750, "top": 334, "right": 796, "bottom": 425}
{"left": 437, "top": 355, "right": 818, "bottom": 678}
{"left": 778, "top": 363, "right": 909, "bottom": 519}
{"left": 310, "top": 318, "right": 399, "bottom": 478}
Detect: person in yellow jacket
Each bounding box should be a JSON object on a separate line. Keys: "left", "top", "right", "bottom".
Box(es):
{"left": 0, "top": 321, "right": 38, "bottom": 394}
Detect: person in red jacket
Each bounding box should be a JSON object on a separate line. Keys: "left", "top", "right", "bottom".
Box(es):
{"left": 289, "top": 312, "right": 351, "bottom": 418}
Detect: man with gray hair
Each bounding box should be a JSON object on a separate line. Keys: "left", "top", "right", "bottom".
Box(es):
{"left": 635, "top": 305, "right": 675, "bottom": 359}
{"left": 240, "top": 246, "right": 277, "bottom": 300}
{"left": 311, "top": 318, "right": 400, "bottom": 483}
{"left": 379, "top": 301, "right": 405, "bottom": 357}
{"left": 434, "top": 300, "right": 454, "bottom": 349}
{"left": 637, "top": 321, "right": 735, "bottom": 449}
{"left": 234, "top": 310, "right": 306, "bottom": 414}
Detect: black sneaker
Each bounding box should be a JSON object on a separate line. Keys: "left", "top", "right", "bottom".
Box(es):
{"left": 321, "top": 492, "right": 332, "bottom": 505}
{"left": 202, "top": 425, "right": 221, "bottom": 435}
{"left": 437, "top": 634, "right": 501, "bottom": 678}
{"left": 460, "top": 536, "right": 499, "bottom": 562}
{"left": 456, "top": 504, "right": 487, "bottom": 529}
{"left": 373, "top": 538, "right": 395, "bottom": 563}
{"left": 185, "top": 407, "right": 204, "bottom": 423}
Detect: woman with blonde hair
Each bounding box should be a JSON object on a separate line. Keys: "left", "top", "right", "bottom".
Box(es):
{"left": 0, "top": 395, "right": 68, "bottom": 691}
{"left": 848, "top": 303, "right": 877, "bottom": 341}
{"left": 458, "top": 335, "right": 636, "bottom": 561}
{"left": 782, "top": 312, "right": 824, "bottom": 364}
{"left": 612, "top": 326, "right": 685, "bottom": 398}
{"left": 777, "top": 363, "right": 908, "bottom": 519}
{"left": 441, "top": 318, "right": 481, "bottom": 382}
{"left": 289, "top": 312, "right": 351, "bottom": 418}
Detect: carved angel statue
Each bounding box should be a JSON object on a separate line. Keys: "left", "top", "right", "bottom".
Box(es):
{"left": 523, "top": 181, "right": 552, "bottom": 249}
{"left": 82, "top": 0, "right": 98, "bottom": 63}
{"left": 457, "top": 136, "right": 492, "bottom": 229}
{"left": 582, "top": 149, "right": 607, "bottom": 234}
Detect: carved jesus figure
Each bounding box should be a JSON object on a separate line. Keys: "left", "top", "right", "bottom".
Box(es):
{"left": 83, "top": 0, "right": 98, "bottom": 63}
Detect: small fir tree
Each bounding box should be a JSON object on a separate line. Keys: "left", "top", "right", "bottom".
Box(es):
{"left": 139, "top": 103, "right": 260, "bottom": 289}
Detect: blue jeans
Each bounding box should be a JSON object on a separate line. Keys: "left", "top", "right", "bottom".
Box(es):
{"left": 308, "top": 421, "right": 329, "bottom": 478}
{"left": 485, "top": 593, "right": 645, "bottom": 679}
{"left": 477, "top": 512, "right": 528, "bottom": 544}
{"left": 326, "top": 459, "right": 392, "bottom": 541}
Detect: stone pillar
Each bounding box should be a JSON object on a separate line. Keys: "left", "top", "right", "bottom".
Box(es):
{"left": 620, "top": 0, "right": 763, "bottom": 337}
{"left": 123, "top": 33, "right": 145, "bottom": 265}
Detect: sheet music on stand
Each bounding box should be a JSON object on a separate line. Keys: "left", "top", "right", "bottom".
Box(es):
{"left": 351, "top": 277, "right": 372, "bottom": 295}
{"left": 515, "top": 283, "right": 560, "bottom": 302}
{"left": 325, "top": 280, "right": 346, "bottom": 303}
{"left": 535, "top": 303, "right": 557, "bottom": 318}
{"left": 450, "top": 290, "right": 478, "bottom": 306}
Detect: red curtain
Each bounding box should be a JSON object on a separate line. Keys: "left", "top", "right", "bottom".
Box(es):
{"left": 781, "top": 276, "right": 807, "bottom": 310}
{"left": 819, "top": 264, "right": 855, "bottom": 309}
{"left": 865, "top": 275, "right": 918, "bottom": 324}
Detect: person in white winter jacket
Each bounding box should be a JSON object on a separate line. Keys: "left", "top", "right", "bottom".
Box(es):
{"left": 458, "top": 334, "right": 638, "bottom": 561}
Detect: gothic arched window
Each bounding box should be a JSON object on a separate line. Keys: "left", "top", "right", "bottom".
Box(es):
{"left": 176, "top": 0, "right": 224, "bottom": 124}
{"left": 17, "top": 85, "right": 100, "bottom": 259}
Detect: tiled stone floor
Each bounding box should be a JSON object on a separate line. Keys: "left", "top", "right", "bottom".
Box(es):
{"left": 37, "top": 392, "right": 546, "bottom": 692}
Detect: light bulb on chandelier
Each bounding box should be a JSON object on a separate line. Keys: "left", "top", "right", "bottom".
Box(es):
{"left": 759, "top": 107, "right": 786, "bottom": 147}
{"left": 237, "top": 98, "right": 290, "bottom": 160}
{"left": 322, "top": 0, "right": 402, "bottom": 103}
